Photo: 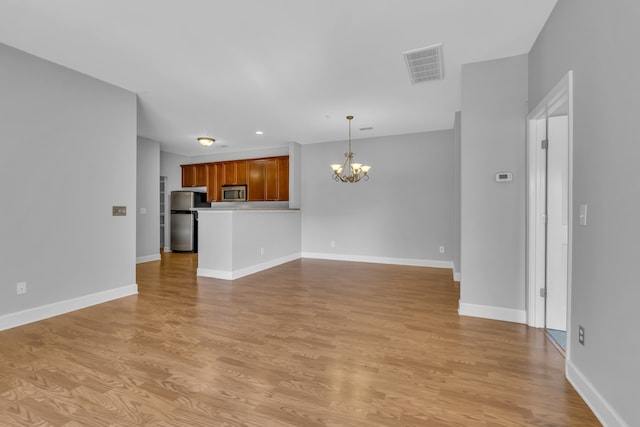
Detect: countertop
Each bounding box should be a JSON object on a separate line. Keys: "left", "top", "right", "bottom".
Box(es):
{"left": 193, "top": 207, "right": 300, "bottom": 212}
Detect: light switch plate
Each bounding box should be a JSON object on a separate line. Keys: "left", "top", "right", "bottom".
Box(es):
{"left": 112, "top": 206, "right": 127, "bottom": 216}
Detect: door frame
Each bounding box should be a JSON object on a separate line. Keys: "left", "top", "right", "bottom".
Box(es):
{"left": 526, "top": 71, "right": 574, "bottom": 343}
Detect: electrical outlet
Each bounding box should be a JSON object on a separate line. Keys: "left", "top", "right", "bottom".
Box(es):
{"left": 578, "top": 325, "right": 585, "bottom": 345}
{"left": 330, "top": 240, "right": 336, "bottom": 248}
{"left": 260, "top": 247, "right": 264, "bottom": 256}
{"left": 579, "top": 204, "right": 588, "bottom": 226}
{"left": 17, "top": 282, "right": 27, "bottom": 295}
{"left": 439, "top": 246, "right": 445, "bottom": 254}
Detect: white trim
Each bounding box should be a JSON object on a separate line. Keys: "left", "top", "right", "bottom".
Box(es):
{"left": 566, "top": 359, "right": 629, "bottom": 427}
{"left": 302, "top": 252, "right": 454, "bottom": 269}
{"left": 163, "top": 247, "right": 172, "bottom": 253}
{"left": 136, "top": 254, "right": 161, "bottom": 264}
{"left": 453, "top": 271, "right": 461, "bottom": 282}
{"left": 0, "top": 284, "right": 138, "bottom": 332}
{"left": 526, "top": 70, "right": 574, "bottom": 333}
{"left": 197, "top": 267, "right": 233, "bottom": 280}
{"left": 458, "top": 301, "right": 527, "bottom": 324}
{"left": 198, "top": 253, "right": 301, "bottom": 280}
{"left": 198, "top": 253, "right": 455, "bottom": 280}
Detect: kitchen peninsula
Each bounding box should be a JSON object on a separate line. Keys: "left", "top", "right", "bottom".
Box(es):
{"left": 195, "top": 207, "right": 301, "bottom": 280}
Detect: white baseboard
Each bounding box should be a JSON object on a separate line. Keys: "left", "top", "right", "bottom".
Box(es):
{"left": 0, "top": 284, "right": 138, "bottom": 332}
{"left": 301, "top": 252, "right": 454, "bottom": 269}
{"left": 453, "top": 271, "right": 461, "bottom": 282}
{"left": 197, "top": 267, "right": 233, "bottom": 280}
{"left": 567, "top": 359, "right": 629, "bottom": 427}
{"left": 163, "top": 247, "right": 172, "bottom": 253}
{"left": 458, "top": 301, "right": 526, "bottom": 324}
{"left": 198, "top": 253, "right": 301, "bottom": 280}
{"left": 136, "top": 254, "right": 161, "bottom": 264}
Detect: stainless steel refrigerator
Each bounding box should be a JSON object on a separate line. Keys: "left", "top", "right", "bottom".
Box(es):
{"left": 170, "top": 191, "right": 209, "bottom": 252}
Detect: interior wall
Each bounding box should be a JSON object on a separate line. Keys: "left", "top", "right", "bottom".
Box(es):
{"left": 136, "top": 137, "right": 160, "bottom": 262}
{"left": 301, "top": 130, "right": 455, "bottom": 266}
{"left": 459, "top": 54, "right": 528, "bottom": 322}
{"left": 529, "top": 2, "right": 640, "bottom": 425}
{"left": 0, "top": 43, "right": 137, "bottom": 321}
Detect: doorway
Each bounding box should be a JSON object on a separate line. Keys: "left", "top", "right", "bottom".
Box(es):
{"left": 526, "top": 71, "right": 574, "bottom": 356}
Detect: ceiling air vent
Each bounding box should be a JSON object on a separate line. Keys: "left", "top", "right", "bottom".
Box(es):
{"left": 403, "top": 43, "right": 444, "bottom": 84}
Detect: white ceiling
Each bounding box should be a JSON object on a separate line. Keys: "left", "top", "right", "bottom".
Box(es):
{"left": 0, "top": 0, "right": 556, "bottom": 156}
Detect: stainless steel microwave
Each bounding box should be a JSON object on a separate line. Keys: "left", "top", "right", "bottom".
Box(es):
{"left": 221, "top": 185, "right": 247, "bottom": 201}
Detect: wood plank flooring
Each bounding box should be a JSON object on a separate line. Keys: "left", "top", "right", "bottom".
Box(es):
{"left": 0, "top": 253, "right": 600, "bottom": 426}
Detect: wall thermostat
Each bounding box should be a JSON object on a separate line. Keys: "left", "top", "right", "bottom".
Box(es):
{"left": 495, "top": 172, "right": 513, "bottom": 182}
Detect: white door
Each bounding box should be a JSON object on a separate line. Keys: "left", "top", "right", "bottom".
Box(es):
{"left": 546, "top": 115, "right": 569, "bottom": 331}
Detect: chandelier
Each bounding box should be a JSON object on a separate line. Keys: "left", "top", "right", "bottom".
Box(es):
{"left": 330, "top": 115, "right": 371, "bottom": 182}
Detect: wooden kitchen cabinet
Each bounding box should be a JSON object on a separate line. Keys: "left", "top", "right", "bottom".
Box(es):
{"left": 182, "top": 156, "right": 288, "bottom": 201}
{"left": 247, "top": 159, "right": 266, "bottom": 201}
{"left": 181, "top": 163, "right": 207, "bottom": 187}
{"left": 221, "top": 160, "right": 247, "bottom": 185}
{"left": 277, "top": 156, "right": 289, "bottom": 201}
{"left": 206, "top": 163, "right": 219, "bottom": 202}
{"left": 247, "top": 156, "right": 289, "bottom": 201}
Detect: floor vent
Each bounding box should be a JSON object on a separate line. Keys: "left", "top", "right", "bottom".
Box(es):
{"left": 403, "top": 43, "right": 444, "bottom": 84}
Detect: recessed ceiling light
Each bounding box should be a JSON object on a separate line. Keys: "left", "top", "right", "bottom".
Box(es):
{"left": 255, "top": 131, "right": 264, "bottom": 135}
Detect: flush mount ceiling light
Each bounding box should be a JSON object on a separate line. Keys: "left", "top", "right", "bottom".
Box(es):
{"left": 197, "top": 136, "right": 215, "bottom": 147}
{"left": 330, "top": 115, "right": 371, "bottom": 183}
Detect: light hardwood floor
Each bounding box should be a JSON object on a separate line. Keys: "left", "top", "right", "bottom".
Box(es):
{"left": 0, "top": 253, "right": 599, "bottom": 426}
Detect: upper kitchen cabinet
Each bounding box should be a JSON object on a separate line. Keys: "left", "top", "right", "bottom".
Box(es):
{"left": 247, "top": 156, "right": 289, "bottom": 201}
{"left": 220, "top": 160, "right": 247, "bottom": 186}
{"left": 181, "top": 163, "right": 207, "bottom": 187}
{"left": 206, "top": 163, "right": 219, "bottom": 202}
{"left": 276, "top": 156, "right": 289, "bottom": 201}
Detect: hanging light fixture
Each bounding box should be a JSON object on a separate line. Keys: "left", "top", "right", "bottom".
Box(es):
{"left": 330, "top": 115, "right": 371, "bottom": 182}
{"left": 197, "top": 136, "right": 215, "bottom": 147}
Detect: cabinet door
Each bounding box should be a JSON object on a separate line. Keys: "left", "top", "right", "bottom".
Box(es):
{"left": 206, "top": 163, "right": 218, "bottom": 202}
{"left": 247, "top": 159, "right": 266, "bottom": 201}
{"left": 181, "top": 165, "right": 196, "bottom": 187}
{"left": 264, "top": 158, "right": 278, "bottom": 200}
{"left": 221, "top": 160, "right": 247, "bottom": 185}
{"left": 216, "top": 162, "right": 225, "bottom": 188}
{"left": 235, "top": 160, "right": 247, "bottom": 184}
{"left": 181, "top": 164, "right": 207, "bottom": 187}
{"left": 277, "top": 156, "right": 289, "bottom": 201}
{"left": 194, "top": 164, "right": 207, "bottom": 186}
{"left": 222, "top": 162, "right": 235, "bottom": 185}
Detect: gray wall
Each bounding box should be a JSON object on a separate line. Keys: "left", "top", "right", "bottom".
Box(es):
{"left": 301, "top": 130, "right": 455, "bottom": 265}
{"left": 136, "top": 137, "right": 160, "bottom": 262}
{"left": 530, "top": 2, "right": 640, "bottom": 425}
{"left": 0, "top": 43, "right": 136, "bottom": 317}
{"left": 460, "top": 54, "right": 528, "bottom": 319}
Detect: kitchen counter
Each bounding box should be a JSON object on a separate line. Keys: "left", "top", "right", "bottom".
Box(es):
{"left": 196, "top": 208, "right": 301, "bottom": 280}
{"left": 194, "top": 207, "right": 299, "bottom": 211}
